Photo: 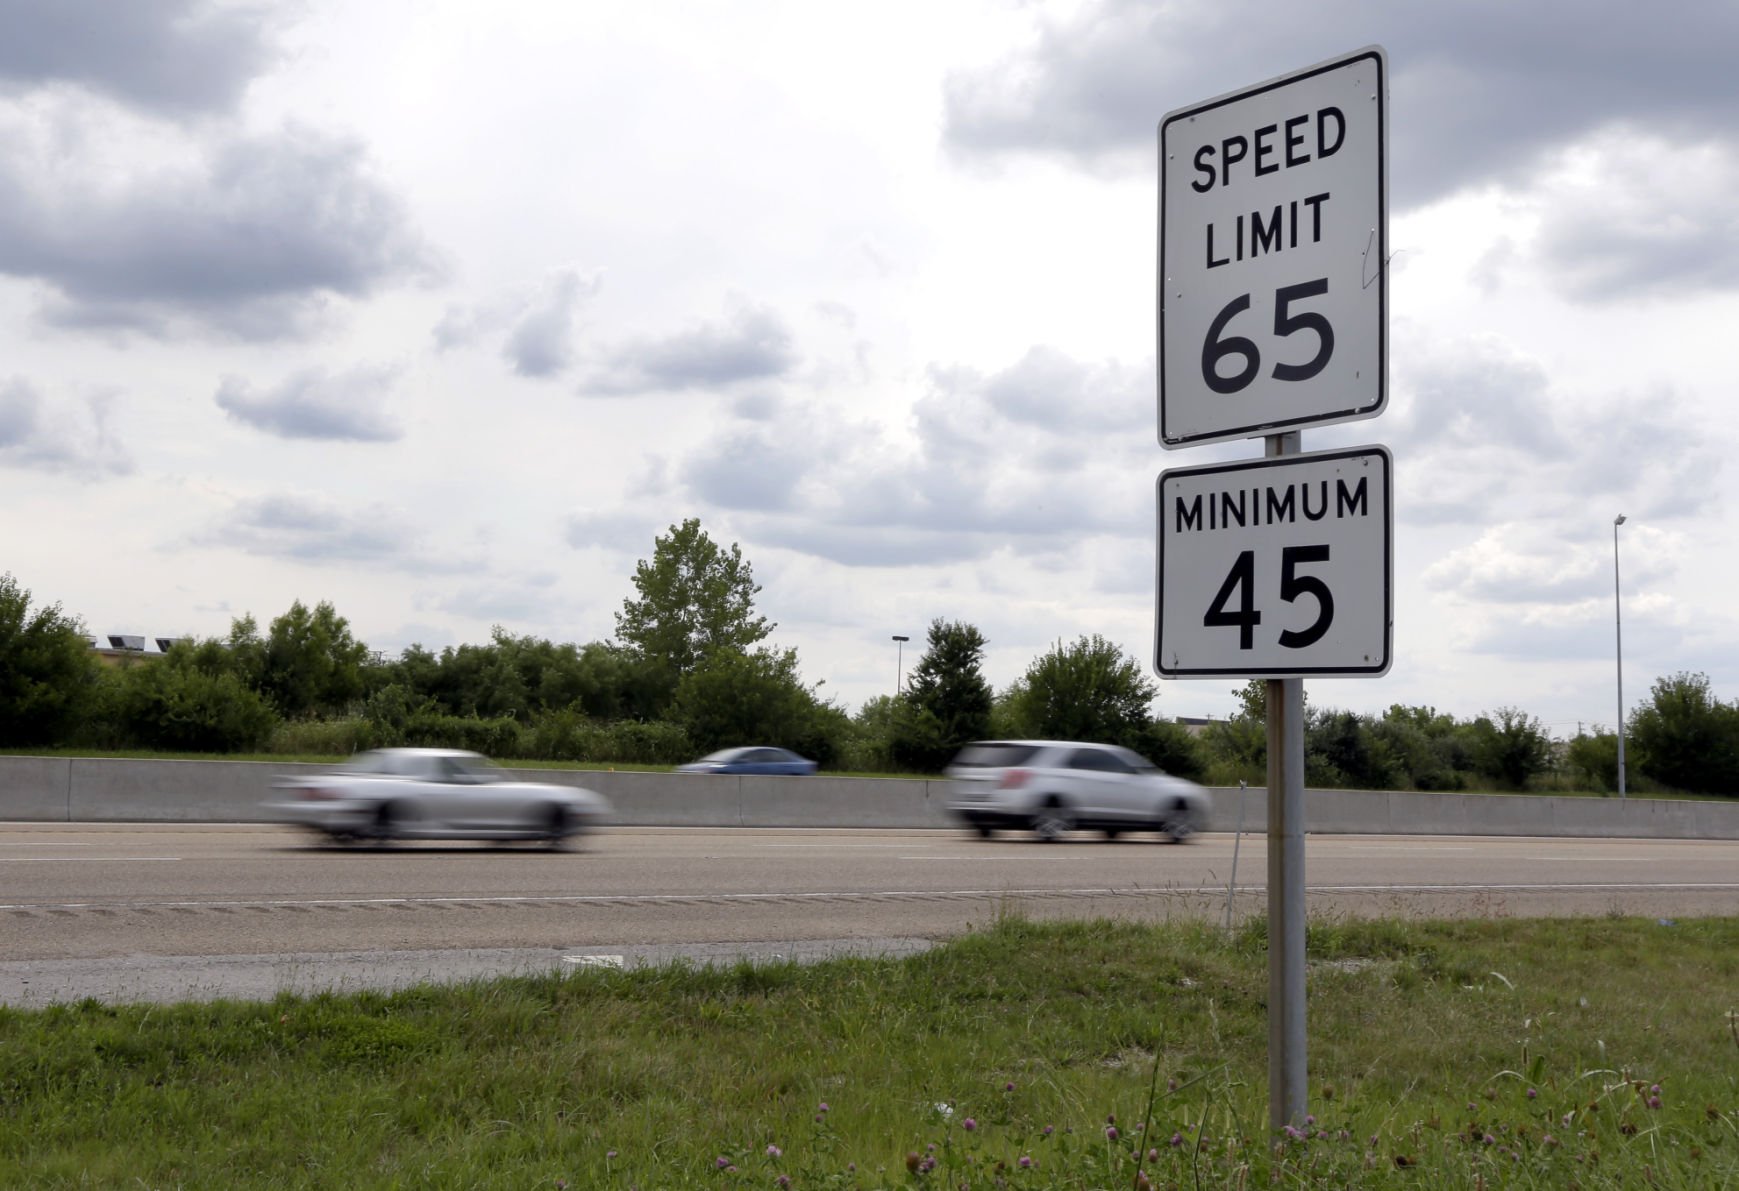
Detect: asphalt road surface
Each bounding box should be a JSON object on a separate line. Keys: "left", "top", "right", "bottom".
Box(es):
{"left": 3, "top": 823, "right": 1735, "bottom": 1006}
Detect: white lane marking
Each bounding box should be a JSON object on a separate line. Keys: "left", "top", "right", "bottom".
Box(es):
{"left": 563, "top": 954, "right": 625, "bottom": 968}
{"left": 0, "top": 856, "right": 181, "bottom": 863}
{"left": 1307, "top": 846, "right": 1477, "bottom": 853}
{"left": 6, "top": 881, "right": 1739, "bottom": 914}
{"left": 755, "top": 844, "right": 927, "bottom": 849}
{"left": 901, "top": 856, "right": 1086, "bottom": 861}
{"left": 0, "top": 842, "right": 96, "bottom": 847}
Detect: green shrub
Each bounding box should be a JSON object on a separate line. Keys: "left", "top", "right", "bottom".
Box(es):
{"left": 398, "top": 712, "right": 527, "bottom": 758}
{"left": 1136, "top": 718, "right": 1207, "bottom": 782}
{"left": 113, "top": 654, "right": 278, "bottom": 752}
{"left": 600, "top": 718, "right": 692, "bottom": 764}
{"left": 525, "top": 707, "right": 603, "bottom": 762}
{"left": 268, "top": 717, "right": 375, "bottom": 757}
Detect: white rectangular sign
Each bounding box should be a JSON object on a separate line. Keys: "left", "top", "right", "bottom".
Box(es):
{"left": 1156, "top": 445, "right": 1391, "bottom": 677}
{"left": 1159, "top": 47, "right": 1387, "bottom": 448}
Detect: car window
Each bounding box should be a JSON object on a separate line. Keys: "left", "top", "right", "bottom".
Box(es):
{"left": 343, "top": 751, "right": 392, "bottom": 775}
{"left": 951, "top": 743, "right": 1040, "bottom": 768}
{"left": 699, "top": 750, "right": 737, "bottom": 763}
{"left": 1108, "top": 746, "right": 1159, "bottom": 773}
{"left": 407, "top": 756, "right": 445, "bottom": 781}
{"left": 1068, "top": 748, "right": 1129, "bottom": 774}
{"left": 448, "top": 756, "right": 505, "bottom": 784}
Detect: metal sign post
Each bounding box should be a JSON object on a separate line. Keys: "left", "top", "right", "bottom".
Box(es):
{"left": 1264, "top": 434, "right": 1307, "bottom": 1129}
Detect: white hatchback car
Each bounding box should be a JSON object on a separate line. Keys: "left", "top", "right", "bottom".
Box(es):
{"left": 944, "top": 740, "right": 1209, "bottom": 843}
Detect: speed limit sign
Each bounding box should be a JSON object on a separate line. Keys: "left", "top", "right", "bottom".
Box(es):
{"left": 1155, "top": 445, "right": 1391, "bottom": 677}
{"left": 1159, "top": 47, "right": 1386, "bottom": 447}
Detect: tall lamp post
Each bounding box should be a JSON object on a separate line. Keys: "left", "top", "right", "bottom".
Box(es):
{"left": 891, "top": 635, "right": 909, "bottom": 696}
{"left": 1613, "top": 515, "right": 1627, "bottom": 799}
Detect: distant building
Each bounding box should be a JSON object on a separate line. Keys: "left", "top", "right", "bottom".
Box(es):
{"left": 88, "top": 635, "right": 190, "bottom": 667}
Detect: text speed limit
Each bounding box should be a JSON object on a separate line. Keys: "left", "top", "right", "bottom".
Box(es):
{"left": 1155, "top": 446, "right": 1391, "bottom": 678}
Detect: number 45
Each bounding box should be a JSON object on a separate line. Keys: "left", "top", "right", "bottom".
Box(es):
{"left": 1204, "top": 546, "right": 1334, "bottom": 650}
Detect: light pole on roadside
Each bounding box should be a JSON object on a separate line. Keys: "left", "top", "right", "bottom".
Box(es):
{"left": 1614, "top": 514, "right": 1627, "bottom": 799}
{"left": 891, "top": 635, "right": 909, "bottom": 696}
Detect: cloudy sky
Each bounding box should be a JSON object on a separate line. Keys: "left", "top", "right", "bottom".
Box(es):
{"left": 4, "top": 0, "right": 1736, "bottom": 735}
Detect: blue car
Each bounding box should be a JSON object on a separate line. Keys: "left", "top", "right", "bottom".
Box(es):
{"left": 677, "top": 747, "right": 818, "bottom": 776}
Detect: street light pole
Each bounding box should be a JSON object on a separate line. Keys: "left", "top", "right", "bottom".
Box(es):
{"left": 891, "top": 635, "right": 909, "bottom": 696}
{"left": 1614, "top": 515, "right": 1626, "bottom": 800}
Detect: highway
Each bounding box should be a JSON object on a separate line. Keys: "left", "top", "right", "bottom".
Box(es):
{"left": 3, "top": 823, "right": 1736, "bottom": 1006}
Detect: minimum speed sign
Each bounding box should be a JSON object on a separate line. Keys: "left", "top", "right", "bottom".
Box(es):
{"left": 1159, "top": 47, "right": 1387, "bottom": 448}
{"left": 1155, "top": 445, "right": 1391, "bottom": 678}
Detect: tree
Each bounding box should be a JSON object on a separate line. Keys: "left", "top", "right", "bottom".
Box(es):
{"left": 669, "top": 646, "right": 845, "bottom": 764}
{"left": 615, "top": 519, "right": 773, "bottom": 683}
{"left": 892, "top": 619, "right": 993, "bottom": 771}
{"left": 0, "top": 573, "right": 101, "bottom": 747}
{"left": 1135, "top": 719, "right": 1209, "bottom": 782}
{"left": 1229, "top": 678, "right": 1325, "bottom": 727}
{"left": 258, "top": 600, "right": 370, "bottom": 718}
{"left": 112, "top": 643, "right": 278, "bottom": 752}
{"left": 1198, "top": 714, "right": 1265, "bottom": 784}
{"left": 1000, "top": 634, "right": 1158, "bottom": 749}
{"left": 845, "top": 693, "right": 902, "bottom": 771}
{"left": 1629, "top": 672, "right": 1739, "bottom": 795}
{"left": 1565, "top": 729, "right": 1620, "bottom": 793}
{"left": 1462, "top": 707, "right": 1554, "bottom": 790}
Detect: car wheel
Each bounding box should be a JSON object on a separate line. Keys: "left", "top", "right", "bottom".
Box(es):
{"left": 1032, "top": 800, "right": 1072, "bottom": 843}
{"left": 373, "top": 801, "right": 403, "bottom": 843}
{"left": 973, "top": 824, "right": 995, "bottom": 839}
{"left": 1162, "top": 800, "right": 1197, "bottom": 844}
{"left": 1103, "top": 827, "right": 1122, "bottom": 841}
{"left": 541, "top": 804, "right": 573, "bottom": 848}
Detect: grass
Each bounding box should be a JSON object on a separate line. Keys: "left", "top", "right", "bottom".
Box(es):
{"left": 2, "top": 915, "right": 1737, "bottom": 1187}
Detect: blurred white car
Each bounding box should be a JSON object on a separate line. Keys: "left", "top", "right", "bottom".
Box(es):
{"left": 266, "top": 748, "right": 610, "bottom": 846}
{"left": 944, "top": 740, "right": 1209, "bottom": 843}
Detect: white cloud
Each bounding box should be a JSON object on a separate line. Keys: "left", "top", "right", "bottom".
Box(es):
{"left": 583, "top": 298, "right": 798, "bottom": 395}
{"left": 1517, "top": 134, "right": 1739, "bottom": 303}
{"left": 215, "top": 367, "right": 402, "bottom": 442}
{"left": 0, "top": 106, "right": 441, "bottom": 338}
{"left": 503, "top": 268, "right": 598, "bottom": 378}
{"left": 0, "top": 0, "right": 280, "bottom": 117}
{"left": 0, "top": 378, "right": 131, "bottom": 477}
{"left": 196, "top": 493, "right": 473, "bottom": 575}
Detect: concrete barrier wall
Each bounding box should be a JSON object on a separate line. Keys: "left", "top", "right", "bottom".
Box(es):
{"left": 2, "top": 756, "right": 1737, "bottom": 839}
{"left": 3, "top": 757, "right": 71, "bottom": 821}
